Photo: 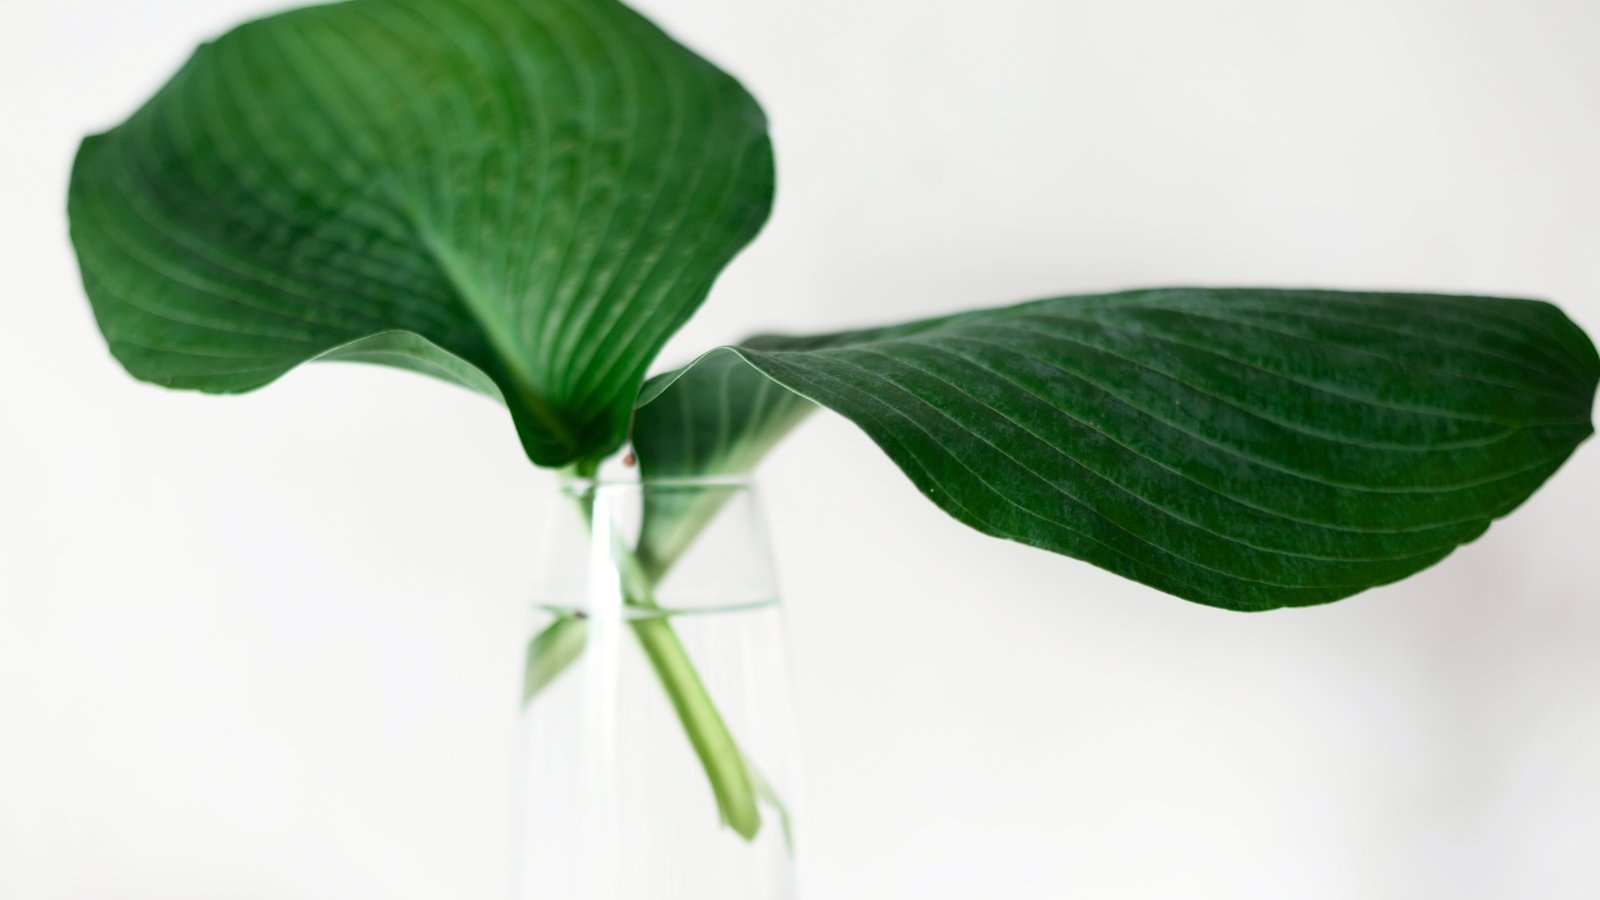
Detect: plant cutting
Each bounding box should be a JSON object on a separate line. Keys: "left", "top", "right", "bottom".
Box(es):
{"left": 67, "top": 0, "right": 1598, "bottom": 894}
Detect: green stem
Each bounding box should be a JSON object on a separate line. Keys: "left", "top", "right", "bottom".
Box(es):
{"left": 617, "top": 543, "right": 762, "bottom": 838}
{"left": 629, "top": 609, "right": 762, "bottom": 838}
{"left": 522, "top": 480, "right": 767, "bottom": 840}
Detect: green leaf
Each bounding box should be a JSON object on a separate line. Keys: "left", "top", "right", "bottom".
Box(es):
{"left": 632, "top": 350, "right": 815, "bottom": 577}
{"left": 69, "top": 0, "right": 774, "bottom": 467}
{"left": 632, "top": 288, "right": 1598, "bottom": 611}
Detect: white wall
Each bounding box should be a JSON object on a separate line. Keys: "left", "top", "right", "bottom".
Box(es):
{"left": 2, "top": 0, "right": 1597, "bottom": 897}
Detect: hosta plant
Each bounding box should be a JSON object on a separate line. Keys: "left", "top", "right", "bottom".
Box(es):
{"left": 69, "top": 0, "right": 1598, "bottom": 846}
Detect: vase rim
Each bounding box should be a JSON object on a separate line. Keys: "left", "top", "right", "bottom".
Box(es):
{"left": 558, "top": 474, "right": 753, "bottom": 490}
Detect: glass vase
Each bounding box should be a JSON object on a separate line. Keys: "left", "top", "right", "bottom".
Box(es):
{"left": 513, "top": 477, "right": 800, "bottom": 900}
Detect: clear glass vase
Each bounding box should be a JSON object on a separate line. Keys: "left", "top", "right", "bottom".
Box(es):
{"left": 513, "top": 477, "right": 800, "bottom": 900}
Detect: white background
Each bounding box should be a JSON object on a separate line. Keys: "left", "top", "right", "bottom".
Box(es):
{"left": 3, "top": 0, "right": 1598, "bottom": 897}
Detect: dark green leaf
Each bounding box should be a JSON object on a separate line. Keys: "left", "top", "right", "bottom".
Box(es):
{"left": 633, "top": 288, "right": 1598, "bottom": 610}
{"left": 69, "top": 0, "right": 774, "bottom": 467}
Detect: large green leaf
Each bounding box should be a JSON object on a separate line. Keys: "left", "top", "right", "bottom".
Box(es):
{"left": 633, "top": 288, "right": 1598, "bottom": 610}
{"left": 69, "top": 0, "right": 774, "bottom": 467}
